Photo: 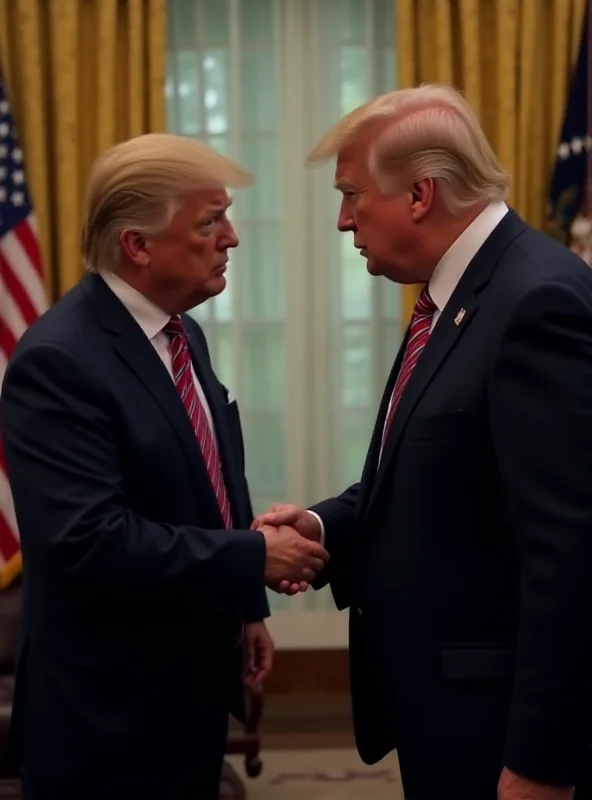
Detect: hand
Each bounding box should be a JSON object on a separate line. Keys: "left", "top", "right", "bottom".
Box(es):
{"left": 252, "top": 504, "right": 322, "bottom": 542}
{"left": 498, "top": 767, "right": 574, "bottom": 800}
{"left": 259, "top": 523, "right": 329, "bottom": 590}
{"left": 243, "top": 621, "right": 274, "bottom": 687}
{"left": 252, "top": 505, "right": 323, "bottom": 594}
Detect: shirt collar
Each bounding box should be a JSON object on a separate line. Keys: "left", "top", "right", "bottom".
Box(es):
{"left": 99, "top": 270, "right": 170, "bottom": 341}
{"left": 428, "top": 201, "right": 509, "bottom": 312}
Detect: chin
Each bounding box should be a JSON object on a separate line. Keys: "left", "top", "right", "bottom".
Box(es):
{"left": 207, "top": 275, "right": 227, "bottom": 296}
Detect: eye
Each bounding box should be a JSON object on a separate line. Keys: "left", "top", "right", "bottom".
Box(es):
{"left": 199, "top": 219, "right": 216, "bottom": 232}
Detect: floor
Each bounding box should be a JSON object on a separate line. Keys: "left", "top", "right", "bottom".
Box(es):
{"left": 227, "top": 748, "right": 403, "bottom": 800}
{"left": 227, "top": 692, "right": 404, "bottom": 799}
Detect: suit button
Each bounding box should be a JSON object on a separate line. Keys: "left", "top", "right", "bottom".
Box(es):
{"left": 356, "top": 607, "right": 363, "bottom": 616}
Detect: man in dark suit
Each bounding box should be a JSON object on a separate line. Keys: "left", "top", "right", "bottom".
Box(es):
{"left": 255, "top": 85, "right": 592, "bottom": 800}
{"left": 0, "top": 133, "right": 328, "bottom": 800}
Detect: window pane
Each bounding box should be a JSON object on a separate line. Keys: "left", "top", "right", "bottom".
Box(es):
{"left": 339, "top": 407, "right": 373, "bottom": 486}
{"left": 242, "top": 324, "right": 286, "bottom": 408}
{"left": 203, "top": 51, "right": 228, "bottom": 134}
{"left": 381, "top": 321, "right": 402, "bottom": 380}
{"left": 341, "top": 237, "right": 371, "bottom": 319}
{"left": 341, "top": 46, "right": 369, "bottom": 113}
{"left": 240, "top": 223, "right": 284, "bottom": 320}
{"left": 239, "top": 0, "right": 274, "bottom": 47}
{"left": 170, "top": 50, "right": 201, "bottom": 135}
{"left": 340, "top": 0, "right": 369, "bottom": 45}
{"left": 380, "top": 277, "right": 402, "bottom": 321}
{"left": 207, "top": 134, "right": 229, "bottom": 157}
{"left": 243, "top": 408, "right": 286, "bottom": 497}
{"left": 242, "top": 136, "right": 279, "bottom": 219}
{"left": 342, "top": 324, "right": 372, "bottom": 407}
{"left": 211, "top": 321, "right": 235, "bottom": 389}
{"left": 204, "top": 0, "right": 229, "bottom": 47}
{"left": 241, "top": 50, "right": 276, "bottom": 133}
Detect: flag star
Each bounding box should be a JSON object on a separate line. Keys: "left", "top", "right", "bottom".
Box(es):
{"left": 557, "top": 142, "right": 571, "bottom": 159}
{"left": 12, "top": 148, "right": 22, "bottom": 163}
{"left": 0, "top": 123, "right": 9, "bottom": 138}
{"left": 0, "top": 144, "right": 7, "bottom": 158}
{"left": 571, "top": 137, "right": 583, "bottom": 154}
{"left": 12, "top": 170, "right": 24, "bottom": 185}
{"left": 0, "top": 100, "right": 8, "bottom": 114}
{"left": 11, "top": 191, "right": 24, "bottom": 206}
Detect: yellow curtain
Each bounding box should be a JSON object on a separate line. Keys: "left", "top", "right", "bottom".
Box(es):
{"left": 395, "top": 0, "right": 586, "bottom": 322}
{"left": 0, "top": 0, "right": 166, "bottom": 303}
{"left": 0, "top": 0, "right": 166, "bottom": 587}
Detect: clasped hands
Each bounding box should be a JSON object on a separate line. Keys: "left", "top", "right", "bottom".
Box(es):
{"left": 251, "top": 504, "right": 327, "bottom": 594}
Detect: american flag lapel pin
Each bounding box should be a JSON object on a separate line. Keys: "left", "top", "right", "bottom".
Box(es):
{"left": 454, "top": 308, "right": 466, "bottom": 327}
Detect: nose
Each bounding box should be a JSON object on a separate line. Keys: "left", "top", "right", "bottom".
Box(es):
{"left": 337, "top": 200, "right": 356, "bottom": 233}
{"left": 225, "top": 221, "right": 239, "bottom": 249}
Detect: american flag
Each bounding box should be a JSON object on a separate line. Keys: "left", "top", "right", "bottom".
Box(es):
{"left": 0, "top": 74, "right": 47, "bottom": 586}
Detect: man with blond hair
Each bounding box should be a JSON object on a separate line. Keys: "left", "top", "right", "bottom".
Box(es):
{"left": 0, "top": 133, "right": 328, "bottom": 799}
{"left": 256, "top": 85, "right": 592, "bottom": 799}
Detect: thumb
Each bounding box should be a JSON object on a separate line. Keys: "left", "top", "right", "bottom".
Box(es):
{"left": 259, "top": 509, "right": 300, "bottom": 527}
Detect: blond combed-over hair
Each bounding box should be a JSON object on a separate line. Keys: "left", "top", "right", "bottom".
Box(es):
{"left": 307, "top": 84, "right": 511, "bottom": 213}
{"left": 81, "top": 133, "right": 253, "bottom": 271}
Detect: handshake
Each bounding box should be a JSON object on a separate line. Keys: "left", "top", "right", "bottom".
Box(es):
{"left": 251, "top": 505, "right": 330, "bottom": 594}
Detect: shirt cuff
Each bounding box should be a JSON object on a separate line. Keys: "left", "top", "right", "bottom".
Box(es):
{"left": 306, "top": 510, "right": 325, "bottom": 546}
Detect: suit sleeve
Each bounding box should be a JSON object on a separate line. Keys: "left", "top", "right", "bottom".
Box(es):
{"left": 185, "top": 317, "right": 269, "bottom": 624}
{"left": 0, "top": 343, "right": 267, "bottom": 614}
{"left": 489, "top": 281, "right": 592, "bottom": 785}
{"left": 308, "top": 485, "right": 359, "bottom": 608}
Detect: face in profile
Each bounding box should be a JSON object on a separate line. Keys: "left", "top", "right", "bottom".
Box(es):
{"left": 147, "top": 188, "right": 239, "bottom": 310}
{"left": 121, "top": 188, "right": 239, "bottom": 313}
{"left": 334, "top": 140, "right": 420, "bottom": 284}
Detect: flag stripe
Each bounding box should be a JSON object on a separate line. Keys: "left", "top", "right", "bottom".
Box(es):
{"left": 0, "top": 73, "right": 47, "bottom": 585}
{"left": 0, "top": 248, "right": 39, "bottom": 325}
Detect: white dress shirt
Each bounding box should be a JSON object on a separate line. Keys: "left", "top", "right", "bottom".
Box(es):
{"left": 310, "top": 201, "right": 509, "bottom": 542}
{"left": 99, "top": 270, "right": 216, "bottom": 436}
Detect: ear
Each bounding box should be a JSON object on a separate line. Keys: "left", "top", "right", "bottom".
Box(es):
{"left": 119, "top": 229, "right": 151, "bottom": 267}
{"left": 410, "top": 178, "right": 434, "bottom": 222}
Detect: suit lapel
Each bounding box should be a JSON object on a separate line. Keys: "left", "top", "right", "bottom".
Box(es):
{"left": 183, "top": 319, "right": 245, "bottom": 526}
{"left": 364, "top": 209, "right": 527, "bottom": 515}
{"left": 85, "top": 275, "right": 223, "bottom": 523}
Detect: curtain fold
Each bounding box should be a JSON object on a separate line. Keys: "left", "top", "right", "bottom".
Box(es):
{"left": 0, "top": 0, "right": 166, "bottom": 301}
{"left": 395, "top": 0, "right": 586, "bottom": 321}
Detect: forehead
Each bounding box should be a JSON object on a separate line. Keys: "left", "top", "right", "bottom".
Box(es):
{"left": 334, "top": 139, "right": 372, "bottom": 188}
{"left": 183, "top": 187, "right": 232, "bottom": 214}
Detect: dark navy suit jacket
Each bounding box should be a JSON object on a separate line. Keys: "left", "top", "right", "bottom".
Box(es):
{"left": 0, "top": 273, "right": 268, "bottom": 789}
{"left": 312, "top": 211, "right": 592, "bottom": 795}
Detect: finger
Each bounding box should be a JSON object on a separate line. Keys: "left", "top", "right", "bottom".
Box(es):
{"left": 288, "top": 583, "right": 302, "bottom": 594}
{"left": 298, "top": 582, "right": 308, "bottom": 592}
{"left": 308, "top": 557, "right": 327, "bottom": 572}
{"left": 244, "top": 640, "right": 255, "bottom": 679}
{"left": 301, "top": 568, "right": 315, "bottom": 583}
{"left": 278, "top": 580, "right": 291, "bottom": 592}
{"left": 307, "top": 543, "right": 330, "bottom": 562}
{"left": 259, "top": 510, "right": 298, "bottom": 526}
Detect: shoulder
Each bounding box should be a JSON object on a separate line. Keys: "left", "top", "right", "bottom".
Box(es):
{"left": 489, "top": 224, "right": 592, "bottom": 318}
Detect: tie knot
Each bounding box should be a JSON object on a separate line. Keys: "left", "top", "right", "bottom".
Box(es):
{"left": 414, "top": 287, "right": 437, "bottom": 316}
{"left": 163, "top": 315, "right": 186, "bottom": 339}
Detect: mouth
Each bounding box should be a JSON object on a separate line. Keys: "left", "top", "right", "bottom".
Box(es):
{"left": 212, "top": 261, "right": 228, "bottom": 275}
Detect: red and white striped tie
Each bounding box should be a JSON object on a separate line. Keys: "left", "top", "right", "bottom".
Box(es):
{"left": 164, "top": 316, "right": 233, "bottom": 528}
{"left": 381, "top": 287, "right": 437, "bottom": 451}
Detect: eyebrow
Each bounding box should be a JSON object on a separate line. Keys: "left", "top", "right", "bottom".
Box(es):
{"left": 333, "top": 181, "right": 356, "bottom": 192}
{"left": 199, "top": 199, "right": 233, "bottom": 220}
